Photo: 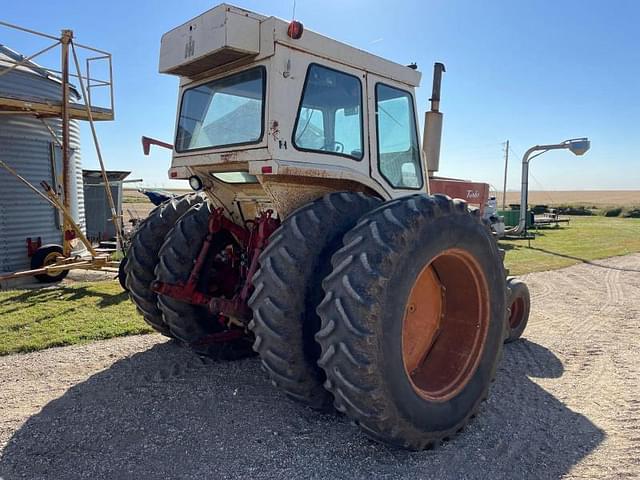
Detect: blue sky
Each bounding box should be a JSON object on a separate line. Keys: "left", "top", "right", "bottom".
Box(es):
{"left": 3, "top": 0, "right": 639, "bottom": 190}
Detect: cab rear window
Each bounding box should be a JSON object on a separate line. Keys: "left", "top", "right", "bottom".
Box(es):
{"left": 176, "top": 67, "right": 266, "bottom": 152}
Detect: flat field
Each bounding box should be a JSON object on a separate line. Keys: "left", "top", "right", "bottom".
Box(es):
{"left": 496, "top": 190, "right": 640, "bottom": 207}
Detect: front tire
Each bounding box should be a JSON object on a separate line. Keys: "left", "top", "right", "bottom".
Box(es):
{"left": 316, "top": 194, "right": 506, "bottom": 449}
{"left": 505, "top": 277, "right": 530, "bottom": 343}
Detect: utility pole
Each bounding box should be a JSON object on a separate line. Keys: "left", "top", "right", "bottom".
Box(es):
{"left": 502, "top": 140, "right": 509, "bottom": 211}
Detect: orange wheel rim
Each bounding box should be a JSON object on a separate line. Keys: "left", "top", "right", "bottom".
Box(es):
{"left": 508, "top": 296, "right": 525, "bottom": 328}
{"left": 402, "top": 248, "right": 490, "bottom": 402}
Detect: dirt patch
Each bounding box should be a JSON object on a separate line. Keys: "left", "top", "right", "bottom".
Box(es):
{"left": 1, "top": 254, "right": 639, "bottom": 479}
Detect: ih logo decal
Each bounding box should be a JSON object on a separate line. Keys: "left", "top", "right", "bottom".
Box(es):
{"left": 184, "top": 35, "right": 195, "bottom": 58}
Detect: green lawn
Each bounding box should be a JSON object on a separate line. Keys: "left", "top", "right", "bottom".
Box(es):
{"left": 502, "top": 216, "right": 640, "bottom": 275}
{"left": 0, "top": 281, "right": 152, "bottom": 355}
{"left": 1, "top": 215, "right": 639, "bottom": 356}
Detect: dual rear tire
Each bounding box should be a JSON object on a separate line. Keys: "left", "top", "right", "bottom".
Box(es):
{"left": 250, "top": 193, "right": 507, "bottom": 449}
{"left": 125, "top": 190, "right": 516, "bottom": 449}
{"left": 154, "top": 202, "right": 254, "bottom": 360}
{"left": 125, "top": 195, "right": 253, "bottom": 359}
{"left": 248, "top": 192, "right": 381, "bottom": 409}
{"left": 125, "top": 194, "right": 203, "bottom": 336}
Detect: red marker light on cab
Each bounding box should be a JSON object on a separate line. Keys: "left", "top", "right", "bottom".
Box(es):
{"left": 287, "top": 21, "right": 304, "bottom": 39}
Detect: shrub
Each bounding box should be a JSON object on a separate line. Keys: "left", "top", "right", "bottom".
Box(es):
{"left": 623, "top": 208, "right": 640, "bottom": 218}
{"left": 604, "top": 207, "right": 623, "bottom": 217}
{"left": 555, "top": 205, "right": 593, "bottom": 216}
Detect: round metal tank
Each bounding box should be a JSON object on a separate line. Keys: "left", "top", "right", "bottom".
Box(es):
{"left": 0, "top": 45, "right": 85, "bottom": 277}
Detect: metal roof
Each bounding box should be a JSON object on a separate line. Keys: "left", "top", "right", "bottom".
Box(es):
{"left": 0, "top": 44, "right": 80, "bottom": 98}
{"left": 82, "top": 169, "right": 131, "bottom": 182}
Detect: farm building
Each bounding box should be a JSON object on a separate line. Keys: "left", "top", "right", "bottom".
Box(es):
{"left": 82, "top": 169, "right": 129, "bottom": 241}
{"left": 0, "top": 45, "right": 85, "bottom": 278}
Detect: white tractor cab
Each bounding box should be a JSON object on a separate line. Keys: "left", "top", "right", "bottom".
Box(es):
{"left": 125, "top": 4, "right": 531, "bottom": 450}
{"left": 159, "top": 4, "right": 438, "bottom": 217}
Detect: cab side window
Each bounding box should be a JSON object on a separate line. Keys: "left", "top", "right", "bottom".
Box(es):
{"left": 293, "top": 64, "right": 364, "bottom": 160}
{"left": 375, "top": 83, "right": 422, "bottom": 188}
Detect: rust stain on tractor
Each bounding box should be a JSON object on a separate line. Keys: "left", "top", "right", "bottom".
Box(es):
{"left": 220, "top": 151, "right": 239, "bottom": 163}
{"left": 269, "top": 120, "right": 280, "bottom": 141}
{"left": 260, "top": 174, "right": 372, "bottom": 217}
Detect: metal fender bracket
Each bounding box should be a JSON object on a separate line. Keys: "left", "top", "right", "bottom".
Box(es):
{"left": 151, "top": 208, "right": 280, "bottom": 325}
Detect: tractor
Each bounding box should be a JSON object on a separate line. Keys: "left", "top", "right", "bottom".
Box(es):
{"left": 125, "top": 4, "right": 530, "bottom": 449}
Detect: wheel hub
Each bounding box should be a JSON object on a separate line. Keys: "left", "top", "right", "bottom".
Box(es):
{"left": 42, "top": 251, "right": 63, "bottom": 277}
{"left": 402, "top": 248, "right": 490, "bottom": 402}
{"left": 508, "top": 296, "right": 525, "bottom": 328}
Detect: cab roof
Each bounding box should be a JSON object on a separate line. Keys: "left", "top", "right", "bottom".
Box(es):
{"left": 160, "top": 4, "right": 422, "bottom": 88}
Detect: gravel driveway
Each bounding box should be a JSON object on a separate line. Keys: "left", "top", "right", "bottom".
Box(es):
{"left": 1, "top": 254, "right": 639, "bottom": 479}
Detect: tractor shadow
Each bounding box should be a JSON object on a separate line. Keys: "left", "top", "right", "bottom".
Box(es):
{"left": 525, "top": 247, "right": 640, "bottom": 272}
{"left": 498, "top": 242, "right": 640, "bottom": 273}
{"left": 0, "top": 339, "right": 603, "bottom": 480}
{"left": 0, "top": 283, "right": 128, "bottom": 313}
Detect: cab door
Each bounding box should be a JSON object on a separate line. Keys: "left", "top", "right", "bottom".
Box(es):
{"left": 366, "top": 73, "right": 428, "bottom": 197}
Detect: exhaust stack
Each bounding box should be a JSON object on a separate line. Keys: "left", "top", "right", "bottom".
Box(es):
{"left": 423, "top": 62, "right": 445, "bottom": 175}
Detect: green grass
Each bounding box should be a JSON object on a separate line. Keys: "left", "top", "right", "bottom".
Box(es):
{"left": 0, "top": 281, "right": 152, "bottom": 356}
{"left": 501, "top": 216, "right": 640, "bottom": 275}
{"left": 1, "top": 216, "right": 639, "bottom": 356}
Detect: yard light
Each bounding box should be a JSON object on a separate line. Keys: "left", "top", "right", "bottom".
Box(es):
{"left": 566, "top": 138, "right": 590, "bottom": 156}
{"left": 506, "top": 137, "right": 591, "bottom": 236}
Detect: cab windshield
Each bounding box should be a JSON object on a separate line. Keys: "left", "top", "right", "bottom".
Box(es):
{"left": 175, "top": 67, "right": 265, "bottom": 152}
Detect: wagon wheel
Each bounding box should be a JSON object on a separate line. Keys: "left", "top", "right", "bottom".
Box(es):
{"left": 31, "top": 244, "right": 68, "bottom": 283}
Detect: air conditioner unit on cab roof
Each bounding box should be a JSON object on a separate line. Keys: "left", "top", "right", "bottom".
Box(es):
{"left": 159, "top": 4, "right": 261, "bottom": 77}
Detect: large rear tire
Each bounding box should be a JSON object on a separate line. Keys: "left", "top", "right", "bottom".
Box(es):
{"left": 155, "top": 202, "right": 255, "bottom": 360}
{"left": 248, "top": 192, "right": 380, "bottom": 409}
{"left": 316, "top": 194, "right": 506, "bottom": 449}
{"left": 125, "top": 194, "right": 203, "bottom": 336}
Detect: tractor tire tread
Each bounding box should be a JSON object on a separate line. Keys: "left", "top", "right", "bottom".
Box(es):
{"left": 316, "top": 194, "right": 505, "bottom": 449}
{"left": 125, "top": 194, "right": 203, "bottom": 336}
{"left": 248, "top": 192, "right": 380, "bottom": 410}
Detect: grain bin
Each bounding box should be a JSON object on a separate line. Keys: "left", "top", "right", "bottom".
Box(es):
{"left": 0, "top": 45, "right": 85, "bottom": 276}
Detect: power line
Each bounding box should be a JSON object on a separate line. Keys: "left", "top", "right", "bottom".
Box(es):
{"left": 502, "top": 140, "right": 509, "bottom": 210}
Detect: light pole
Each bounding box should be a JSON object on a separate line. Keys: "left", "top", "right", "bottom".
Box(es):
{"left": 506, "top": 138, "right": 590, "bottom": 236}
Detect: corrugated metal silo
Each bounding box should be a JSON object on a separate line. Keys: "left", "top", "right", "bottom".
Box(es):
{"left": 0, "top": 45, "right": 85, "bottom": 275}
